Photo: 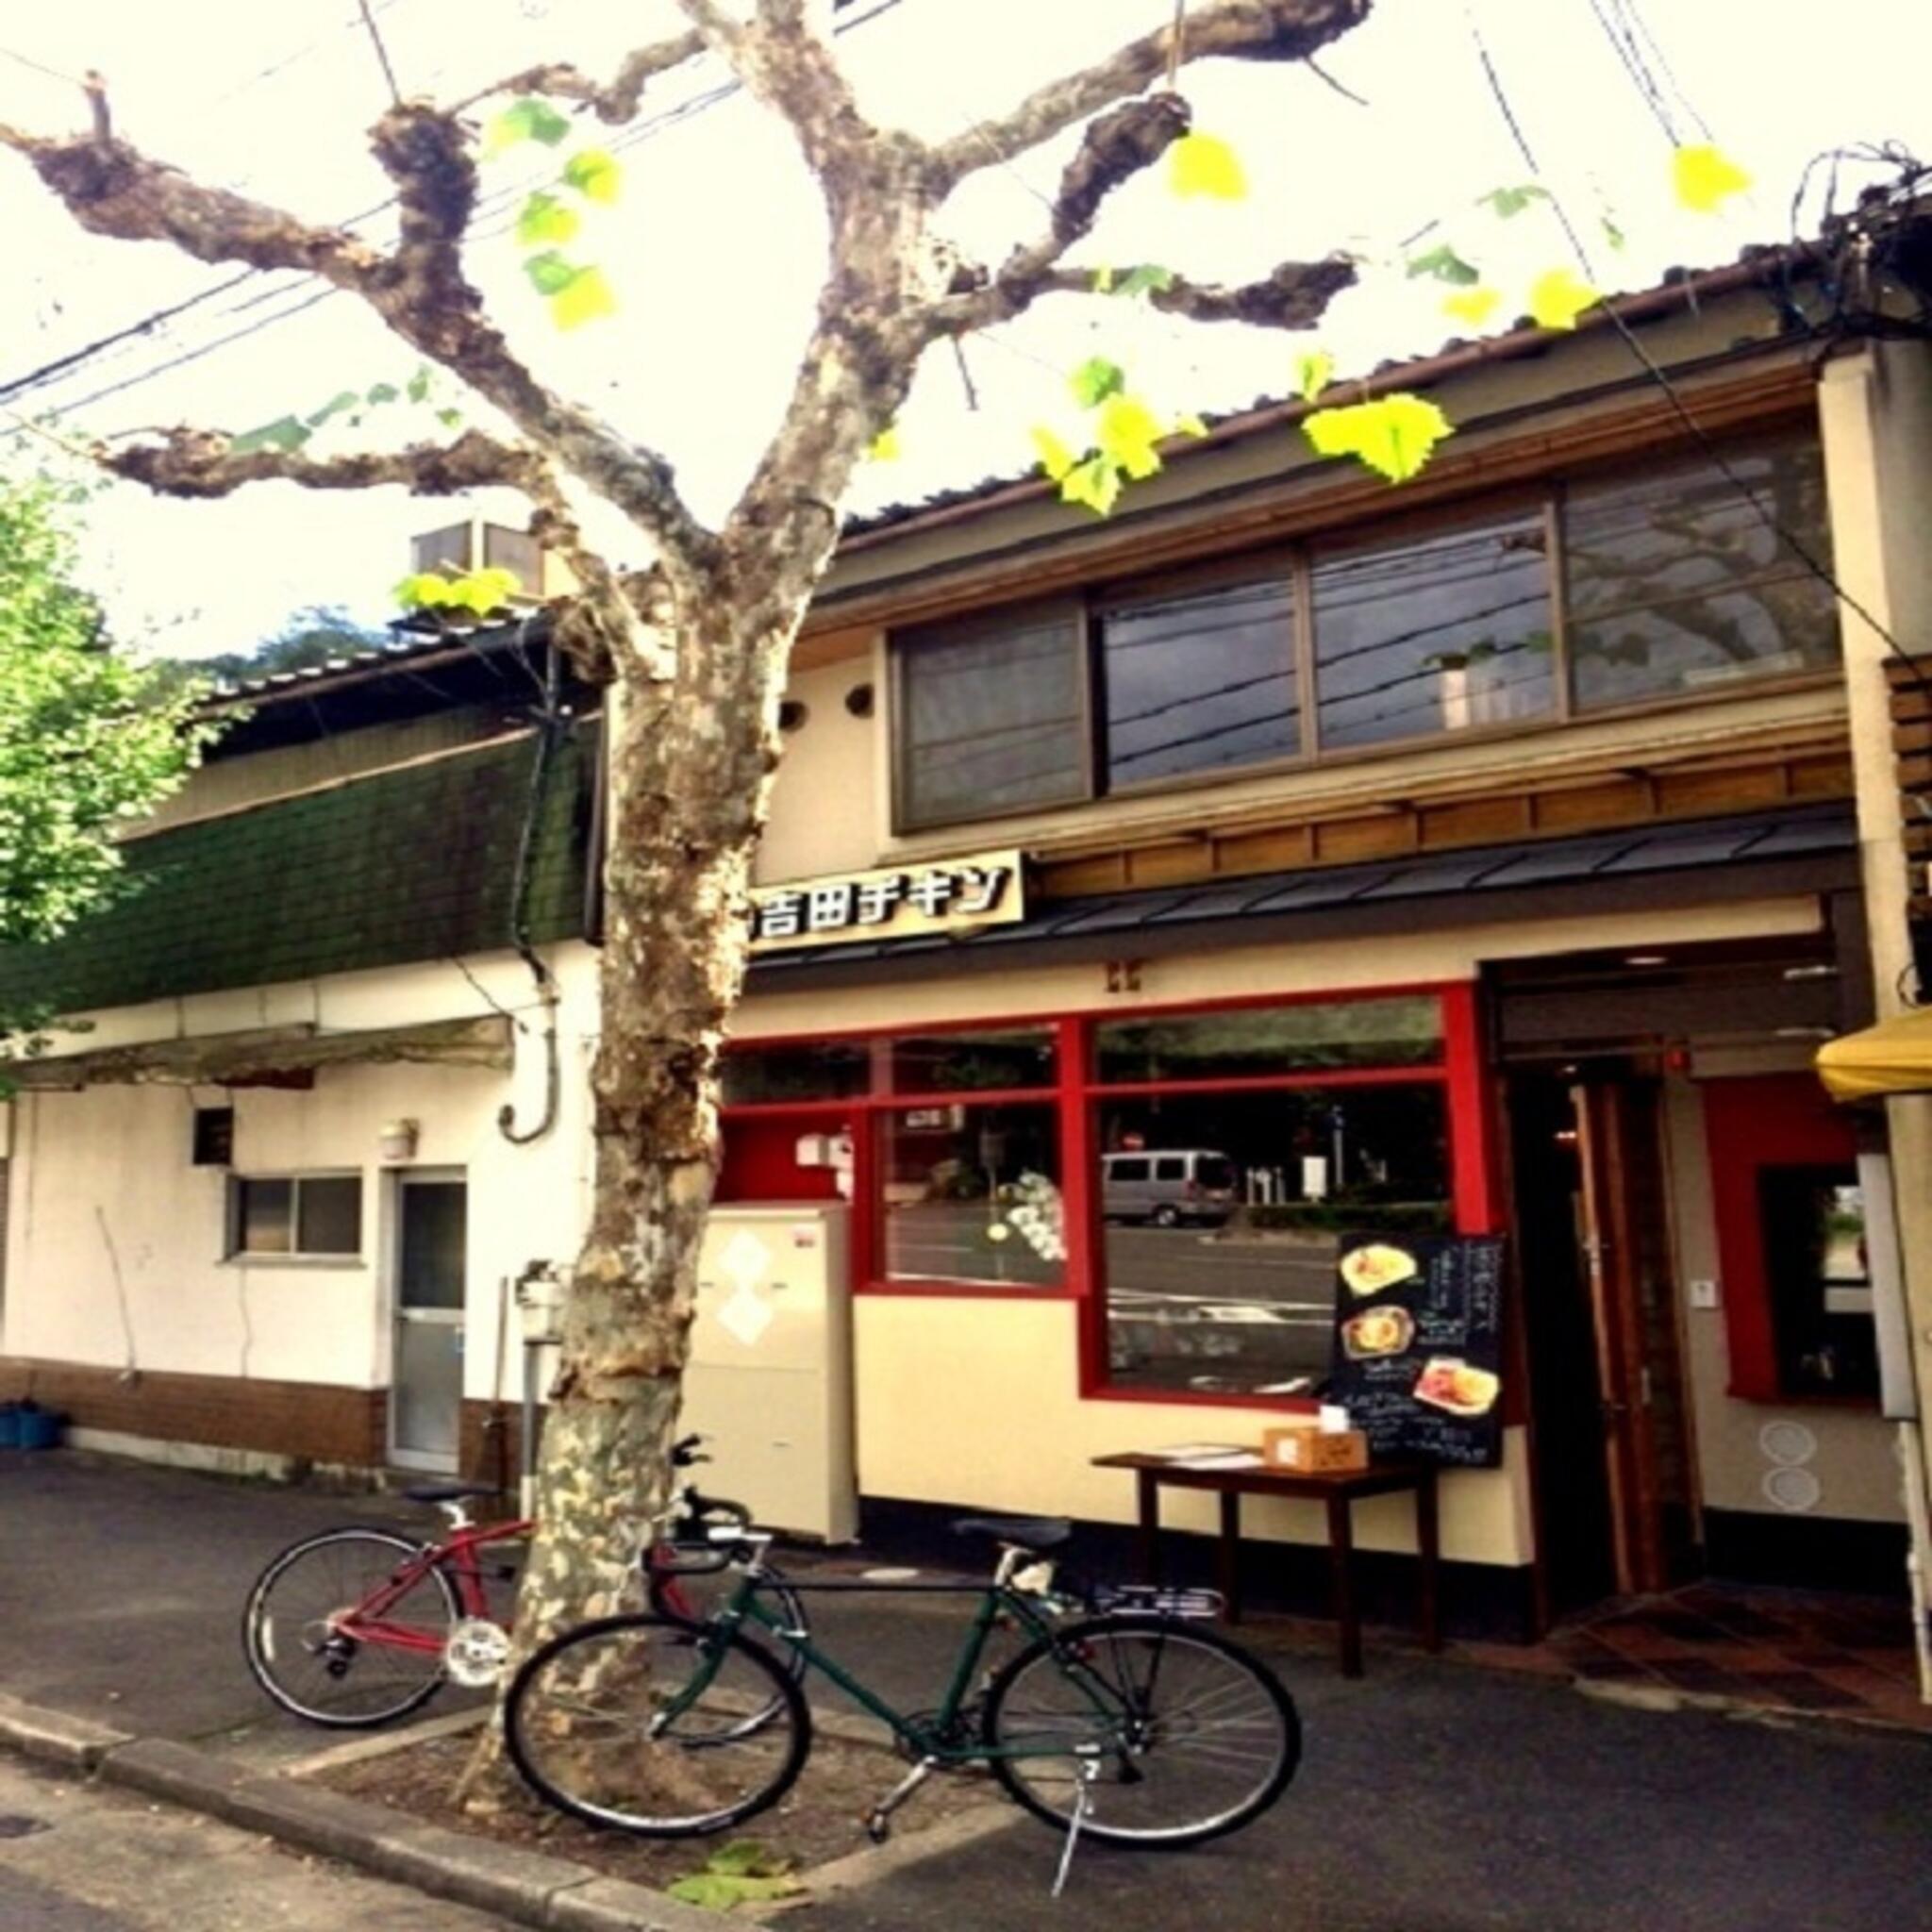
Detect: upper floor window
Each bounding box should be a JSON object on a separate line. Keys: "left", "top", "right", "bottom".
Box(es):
{"left": 889, "top": 428, "right": 1836, "bottom": 832}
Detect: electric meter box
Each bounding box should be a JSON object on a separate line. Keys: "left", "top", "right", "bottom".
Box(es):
{"left": 682, "top": 1204, "right": 857, "bottom": 1542}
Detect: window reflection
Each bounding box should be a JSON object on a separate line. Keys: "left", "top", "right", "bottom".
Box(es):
{"left": 882, "top": 1102, "right": 1064, "bottom": 1289}
{"left": 1758, "top": 1165, "right": 1880, "bottom": 1397}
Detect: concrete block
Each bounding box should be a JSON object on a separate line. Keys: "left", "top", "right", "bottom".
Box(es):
{"left": 547, "top": 1874, "right": 740, "bottom": 1931}
{"left": 0, "top": 1691, "right": 134, "bottom": 1771}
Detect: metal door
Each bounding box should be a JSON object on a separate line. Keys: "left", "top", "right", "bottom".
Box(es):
{"left": 390, "top": 1175, "right": 467, "bottom": 1472}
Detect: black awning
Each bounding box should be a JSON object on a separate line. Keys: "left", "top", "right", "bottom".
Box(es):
{"left": 749, "top": 804, "right": 1857, "bottom": 983}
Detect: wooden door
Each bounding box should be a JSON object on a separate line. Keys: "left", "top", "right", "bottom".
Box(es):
{"left": 1571, "top": 1079, "right": 1696, "bottom": 1595}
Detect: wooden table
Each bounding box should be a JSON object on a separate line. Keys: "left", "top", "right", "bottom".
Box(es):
{"left": 1091, "top": 1452, "right": 1441, "bottom": 1678}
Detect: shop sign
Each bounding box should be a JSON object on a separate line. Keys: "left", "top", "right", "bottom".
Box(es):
{"left": 748, "top": 849, "right": 1024, "bottom": 955}
{"left": 1330, "top": 1233, "right": 1507, "bottom": 1468}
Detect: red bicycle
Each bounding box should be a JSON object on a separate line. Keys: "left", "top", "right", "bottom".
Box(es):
{"left": 242, "top": 1436, "right": 806, "bottom": 1727}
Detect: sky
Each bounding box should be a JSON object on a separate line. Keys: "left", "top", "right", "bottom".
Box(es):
{"left": 2, "top": 0, "right": 1930, "bottom": 657}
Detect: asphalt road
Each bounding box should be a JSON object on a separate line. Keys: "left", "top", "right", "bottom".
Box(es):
{"left": 0, "top": 1754, "right": 508, "bottom": 1931}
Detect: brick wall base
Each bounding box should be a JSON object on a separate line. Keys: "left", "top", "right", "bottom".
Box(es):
{"left": 1, "top": 1357, "right": 385, "bottom": 1470}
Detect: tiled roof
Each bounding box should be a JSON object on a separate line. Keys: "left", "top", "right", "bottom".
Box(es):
{"left": 0, "top": 727, "right": 593, "bottom": 1017}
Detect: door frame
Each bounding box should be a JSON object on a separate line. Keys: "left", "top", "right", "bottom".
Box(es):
{"left": 385, "top": 1165, "right": 468, "bottom": 1474}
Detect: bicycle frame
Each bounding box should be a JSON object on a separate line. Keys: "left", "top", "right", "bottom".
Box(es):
{"left": 336, "top": 1519, "right": 531, "bottom": 1655}
{"left": 675, "top": 1563, "right": 1120, "bottom": 1767}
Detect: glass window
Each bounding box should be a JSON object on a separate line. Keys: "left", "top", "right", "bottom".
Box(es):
{"left": 889, "top": 1026, "right": 1057, "bottom": 1093}
{"left": 723, "top": 1041, "right": 871, "bottom": 1106}
{"left": 895, "top": 604, "right": 1086, "bottom": 829}
{"left": 881, "top": 1101, "right": 1063, "bottom": 1289}
{"left": 1313, "top": 512, "right": 1556, "bottom": 749}
{"left": 1102, "top": 575, "right": 1299, "bottom": 785}
{"left": 1757, "top": 1164, "right": 1880, "bottom": 1399}
{"left": 1098, "top": 1085, "right": 1451, "bottom": 1396}
{"left": 1565, "top": 435, "right": 1838, "bottom": 710}
{"left": 296, "top": 1177, "right": 363, "bottom": 1257}
{"left": 1096, "top": 997, "right": 1442, "bottom": 1084}
{"left": 232, "top": 1175, "right": 360, "bottom": 1257}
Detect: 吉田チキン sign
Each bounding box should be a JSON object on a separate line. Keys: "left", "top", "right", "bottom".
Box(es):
{"left": 748, "top": 850, "right": 1025, "bottom": 954}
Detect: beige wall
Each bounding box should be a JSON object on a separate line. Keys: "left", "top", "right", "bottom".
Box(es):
{"left": 757, "top": 654, "right": 886, "bottom": 885}
{"left": 1661, "top": 1075, "right": 1903, "bottom": 1524}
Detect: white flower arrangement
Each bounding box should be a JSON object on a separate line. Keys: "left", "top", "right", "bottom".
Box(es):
{"left": 990, "top": 1169, "right": 1066, "bottom": 1264}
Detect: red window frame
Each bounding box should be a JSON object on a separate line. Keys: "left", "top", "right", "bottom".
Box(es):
{"left": 720, "top": 979, "right": 1498, "bottom": 1409}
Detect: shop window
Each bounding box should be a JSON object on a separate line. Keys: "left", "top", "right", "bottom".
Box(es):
{"left": 228, "top": 1174, "right": 362, "bottom": 1258}
{"left": 1095, "top": 997, "right": 1442, "bottom": 1084}
{"left": 880, "top": 1101, "right": 1064, "bottom": 1290}
{"left": 1564, "top": 435, "right": 1837, "bottom": 711}
{"left": 888, "top": 1026, "right": 1057, "bottom": 1093}
{"left": 1097, "top": 1084, "right": 1451, "bottom": 1397}
{"left": 1757, "top": 1165, "right": 1880, "bottom": 1399}
{"left": 893, "top": 602, "right": 1087, "bottom": 829}
{"left": 1312, "top": 512, "right": 1555, "bottom": 750}
{"left": 722, "top": 1040, "right": 871, "bottom": 1106}
{"left": 1101, "top": 575, "right": 1299, "bottom": 786}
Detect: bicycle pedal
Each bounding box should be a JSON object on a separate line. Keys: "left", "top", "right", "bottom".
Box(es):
{"left": 863, "top": 1811, "right": 891, "bottom": 1845}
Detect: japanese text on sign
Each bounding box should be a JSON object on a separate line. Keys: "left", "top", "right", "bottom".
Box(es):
{"left": 748, "top": 850, "right": 1026, "bottom": 954}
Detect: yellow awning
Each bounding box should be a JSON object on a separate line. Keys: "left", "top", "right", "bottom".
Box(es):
{"left": 1816, "top": 1008, "right": 1932, "bottom": 1101}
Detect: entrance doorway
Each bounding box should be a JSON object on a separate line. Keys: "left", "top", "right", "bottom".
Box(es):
{"left": 1509, "top": 1070, "right": 1697, "bottom": 1610}
{"left": 390, "top": 1173, "right": 468, "bottom": 1472}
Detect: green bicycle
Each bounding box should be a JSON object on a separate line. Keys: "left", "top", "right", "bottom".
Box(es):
{"left": 503, "top": 1509, "right": 1303, "bottom": 1857}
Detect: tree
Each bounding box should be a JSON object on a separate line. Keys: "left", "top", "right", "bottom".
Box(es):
{"left": 147, "top": 604, "right": 393, "bottom": 695}
{"left": 0, "top": 471, "right": 213, "bottom": 1058}
{"left": 2, "top": 0, "right": 1429, "bottom": 1796}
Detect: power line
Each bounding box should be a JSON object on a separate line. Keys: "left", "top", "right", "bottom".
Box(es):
{"left": 355, "top": 0, "right": 405, "bottom": 108}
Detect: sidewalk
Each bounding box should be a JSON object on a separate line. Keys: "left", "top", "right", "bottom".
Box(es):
{"left": 5, "top": 1447, "right": 1931, "bottom": 1931}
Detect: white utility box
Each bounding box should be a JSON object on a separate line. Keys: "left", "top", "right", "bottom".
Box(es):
{"left": 682, "top": 1204, "right": 857, "bottom": 1542}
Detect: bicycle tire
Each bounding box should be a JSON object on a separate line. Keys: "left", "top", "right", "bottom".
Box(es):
{"left": 505, "top": 1612, "right": 812, "bottom": 1837}
{"left": 646, "top": 1557, "right": 811, "bottom": 1691}
{"left": 242, "top": 1526, "right": 460, "bottom": 1727}
{"left": 982, "top": 1614, "right": 1301, "bottom": 1848}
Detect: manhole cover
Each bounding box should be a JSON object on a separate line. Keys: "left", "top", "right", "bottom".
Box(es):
{"left": 0, "top": 1812, "right": 50, "bottom": 1840}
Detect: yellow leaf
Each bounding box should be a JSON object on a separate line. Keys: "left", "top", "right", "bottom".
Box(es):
{"left": 550, "top": 266, "right": 617, "bottom": 330}
{"left": 1169, "top": 131, "right": 1247, "bottom": 202}
{"left": 1442, "top": 286, "right": 1502, "bottom": 326}
{"left": 1097, "top": 393, "right": 1164, "bottom": 480}
{"left": 1673, "top": 143, "right": 1752, "bottom": 214}
{"left": 1292, "top": 350, "right": 1335, "bottom": 402}
{"left": 1303, "top": 393, "right": 1454, "bottom": 484}
{"left": 868, "top": 425, "right": 902, "bottom": 462}
{"left": 1528, "top": 268, "right": 1598, "bottom": 331}
{"left": 1030, "top": 425, "right": 1077, "bottom": 482}
{"left": 1174, "top": 412, "right": 1209, "bottom": 440}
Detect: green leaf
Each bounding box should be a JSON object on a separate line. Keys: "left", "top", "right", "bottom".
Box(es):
{"left": 1673, "top": 142, "right": 1751, "bottom": 213}
{"left": 516, "top": 192, "right": 580, "bottom": 248}
{"left": 1292, "top": 349, "right": 1335, "bottom": 402}
{"left": 435, "top": 407, "right": 463, "bottom": 428}
{"left": 1441, "top": 286, "right": 1502, "bottom": 325}
{"left": 1113, "top": 263, "right": 1176, "bottom": 299}
{"left": 487, "top": 96, "right": 571, "bottom": 155}
{"left": 1169, "top": 131, "right": 1247, "bottom": 201}
{"left": 550, "top": 265, "right": 618, "bottom": 330}
{"left": 666, "top": 1874, "right": 803, "bottom": 1911}
{"left": 868, "top": 424, "right": 902, "bottom": 462}
{"left": 1601, "top": 215, "right": 1627, "bottom": 252}
{"left": 394, "top": 573, "right": 458, "bottom": 609}
{"left": 229, "top": 416, "right": 311, "bottom": 456}
{"left": 1405, "top": 243, "right": 1480, "bottom": 287}
{"left": 1060, "top": 455, "right": 1122, "bottom": 516}
{"left": 1303, "top": 392, "right": 1454, "bottom": 484}
{"left": 1068, "top": 356, "right": 1126, "bottom": 408}
{"left": 1528, "top": 267, "right": 1598, "bottom": 330}
{"left": 561, "top": 147, "right": 621, "bottom": 204}
{"left": 707, "top": 1841, "right": 791, "bottom": 1880}
{"left": 1480, "top": 183, "right": 1551, "bottom": 219}
{"left": 523, "top": 250, "right": 581, "bottom": 295}
{"left": 406, "top": 367, "right": 432, "bottom": 405}
{"left": 1091, "top": 263, "right": 1115, "bottom": 294}
{"left": 304, "top": 391, "right": 360, "bottom": 430}
{"left": 1097, "top": 393, "right": 1164, "bottom": 480}
{"left": 364, "top": 382, "right": 400, "bottom": 406}
{"left": 1030, "top": 425, "right": 1078, "bottom": 482}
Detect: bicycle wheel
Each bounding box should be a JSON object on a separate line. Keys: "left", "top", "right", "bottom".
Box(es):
{"left": 506, "top": 1613, "right": 811, "bottom": 1836}
{"left": 983, "top": 1614, "right": 1300, "bottom": 1848}
{"left": 242, "top": 1527, "right": 460, "bottom": 1727}
{"left": 646, "top": 1554, "right": 812, "bottom": 1721}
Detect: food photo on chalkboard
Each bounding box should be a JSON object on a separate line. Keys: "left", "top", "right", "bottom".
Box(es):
{"left": 1328, "top": 1231, "right": 1507, "bottom": 1469}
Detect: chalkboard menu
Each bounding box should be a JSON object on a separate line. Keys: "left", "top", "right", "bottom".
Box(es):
{"left": 1329, "top": 1233, "right": 1507, "bottom": 1468}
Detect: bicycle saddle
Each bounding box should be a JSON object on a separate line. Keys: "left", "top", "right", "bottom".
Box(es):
{"left": 951, "top": 1515, "right": 1072, "bottom": 1553}
{"left": 402, "top": 1481, "right": 501, "bottom": 1505}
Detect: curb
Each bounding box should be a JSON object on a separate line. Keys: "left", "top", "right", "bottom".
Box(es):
{"left": 0, "top": 1695, "right": 730, "bottom": 1931}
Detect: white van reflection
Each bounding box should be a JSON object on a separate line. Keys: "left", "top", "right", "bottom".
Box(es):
{"left": 1100, "top": 1149, "right": 1238, "bottom": 1227}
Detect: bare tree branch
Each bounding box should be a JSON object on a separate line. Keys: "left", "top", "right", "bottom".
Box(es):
{"left": 98, "top": 425, "right": 541, "bottom": 499}
{"left": 447, "top": 30, "right": 708, "bottom": 120}
{"left": 676, "top": 0, "right": 869, "bottom": 177}
{"left": 933, "top": 0, "right": 1370, "bottom": 185}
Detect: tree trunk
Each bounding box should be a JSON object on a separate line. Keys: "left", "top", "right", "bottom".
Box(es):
{"left": 459, "top": 592, "right": 792, "bottom": 1807}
